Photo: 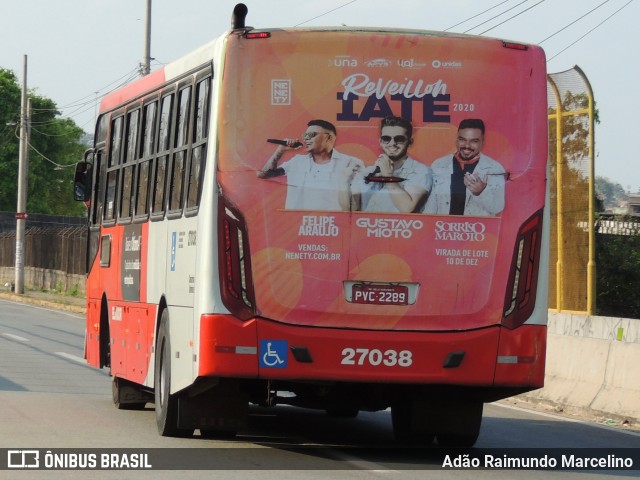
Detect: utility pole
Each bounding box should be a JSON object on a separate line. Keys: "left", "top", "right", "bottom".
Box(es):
{"left": 141, "top": 0, "right": 152, "bottom": 75}
{"left": 15, "top": 55, "right": 29, "bottom": 294}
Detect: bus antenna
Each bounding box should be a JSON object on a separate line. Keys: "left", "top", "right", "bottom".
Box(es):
{"left": 231, "top": 3, "right": 248, "bottom": 30}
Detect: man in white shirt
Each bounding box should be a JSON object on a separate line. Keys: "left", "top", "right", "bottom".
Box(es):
{"left": 355, "top": 116, "right": 432, "bottom": 213}
{"left": 257, "top": 119, "right": 363, "bottom": 211}
{"left": 424, "top": 119, "right": 506, "bottom": 216}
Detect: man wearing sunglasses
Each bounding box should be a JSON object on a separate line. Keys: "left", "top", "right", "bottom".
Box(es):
{"left": 356, "top": 116, "right": 432, "bottom": 213}
{"left": 424, "top": 119, "right": 506, "bottom": 217}
{"left": 258, "top": 119, "right": 363, "bottom": 211}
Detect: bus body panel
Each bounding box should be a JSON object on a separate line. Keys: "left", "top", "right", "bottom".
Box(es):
{"left": 217, "top": 30, "right": 548, "bottom": 334}
{"left": 163, "top": 217, "right": 199, "bottom": 306}
{"left": 494, "top": 324, "right": 546, "bottom": 388}
{"left": 146, "top": 220, "right": 168, "bottom": 309}
{"left": 165, "top": 304, "right": 195, "bottom": 393}
{"left": 80, "top": 25, "right": 548, "bottom": 434}
{"left": 198, "top": 315, "right": 259, "bottom": 378}
{"left": 255, "top": 319, "right": 500, "bottom": 384}
{"left": 85, "top": 298, "right": 100, "bottom": 367}
{"left": 196, "top": 314, "right": 546, "bottom": 390}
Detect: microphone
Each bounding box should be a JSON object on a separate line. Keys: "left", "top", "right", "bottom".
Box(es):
{"left": 267, "top": 138, "right": 302, "bottom": 148}
{"left": 364, "top": 166, "right": 405, "bottom": 184}
{"left": 364, "top": 166, "right": 381, "bottom": 184}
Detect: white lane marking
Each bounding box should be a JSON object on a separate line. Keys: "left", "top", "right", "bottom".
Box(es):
{"left": 324, "top": 448, "right": 400, "bottom": 474}
{"left": 1, "top": 333, "right": 29, "bottom": 342}
{"left": 54, "top": 352, "right": 86, "bottom": 365}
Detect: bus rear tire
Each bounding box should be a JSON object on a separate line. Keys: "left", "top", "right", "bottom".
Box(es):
{"left": 154, "top": 310, "right": 192, "bottom": 437}
{"left": 391, "top": 397, "right": 435, "bottom": 445}
{"left": 435, "top": 401, "right": 483, "bottom": 447}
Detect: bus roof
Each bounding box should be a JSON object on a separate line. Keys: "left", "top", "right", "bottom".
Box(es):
{"left": 99, "top": 25, "right": 539, "bottom": 115}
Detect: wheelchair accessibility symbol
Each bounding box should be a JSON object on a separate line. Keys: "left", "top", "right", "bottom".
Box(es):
{"left": 259, "top": 340, "right": 288, "bottom": 368}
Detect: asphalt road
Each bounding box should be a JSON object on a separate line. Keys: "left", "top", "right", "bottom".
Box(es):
{"left": 1, "top": 298, "right": 639, "bottom": 480}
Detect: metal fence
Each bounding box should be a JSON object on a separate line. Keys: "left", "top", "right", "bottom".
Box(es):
{"left": 547, "top": 66, "right": 595, "bottom": 314}
{"left": 0, "top": 225, "right": 86, "bottom": 276}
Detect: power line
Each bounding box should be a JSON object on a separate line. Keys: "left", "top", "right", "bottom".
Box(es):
{"left": 59, "top": 67, "right": 141, "bottom": 110}
{"left": 30, "top": 67, "right": 140, "bottom": 114}
{"left": 547, "top": 0, "right": 635, "bottom": 62}
{"left": 24, "top": 66, "right": 142, "bottom": 133}
{"left": 64, "top": 68, "right": 141, "bottom": 118}
{"left": 30, "top": 125, "right": 74, "bottom": 138}
{"left": 538, "top": 0, "right": 610, "bottom": 44}
{"left": 462, "top": 0, "right": 530, "bottom": 33}
{"left": 444, "top": 0, "right": 510, "bottom": 31}
{"left": 13, "top": 127, "right": 75, "bottom": 169}
{"left": 294, "top": 0, "right": 358, "bottom": 27}
{"left": 478, "top": 0, "right": 548, "bottom": 35}
{"left": 28, "top": 140, "right": 76, "bottom": 169}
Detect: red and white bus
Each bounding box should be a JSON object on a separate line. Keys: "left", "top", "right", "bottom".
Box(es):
{"left": 74, "top": 3, "right": 549, "bottom": 446}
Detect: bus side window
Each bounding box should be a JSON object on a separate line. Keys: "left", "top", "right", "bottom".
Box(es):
{"left": 104, "top": 116, "right": 123, "bottom": 223}
{"left": 136, "top": 100, "right": 157, "bottom": 217}
{"left": 119, "top": 108, "right": 140, "bottom": 221}
{"left": 169, "top": 85, "right": 191, "bottom": 213}
{"left": 152, "top": 93, "right": 173, "bottom": 217}
{"left": 187, "top": 77, "right": 210, "bottom": 210}
{"left": 91, "top": 149, "right": 105, "bottom": 226}
{"left": 92, "top": 115, "right": 108, "bottom": 226}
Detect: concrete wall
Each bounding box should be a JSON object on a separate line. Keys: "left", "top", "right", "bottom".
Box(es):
{"left": 0, "top": 266, "right": 86, "bottom": 294}
{"left": 520, "top": 312, "right": 640, "bottom": 423}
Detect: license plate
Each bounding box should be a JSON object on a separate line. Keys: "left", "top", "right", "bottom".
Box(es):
{"left": 351, "top": 284, "right": 409, "bottom": 305}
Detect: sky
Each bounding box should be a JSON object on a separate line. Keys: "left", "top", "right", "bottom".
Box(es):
{"left": 2, "top": 0, "right": 639, "bottom": 190}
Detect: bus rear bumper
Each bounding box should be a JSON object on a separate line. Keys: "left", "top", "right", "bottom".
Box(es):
{"left": 198, "top": 314, "right": 546, "bottom": 388}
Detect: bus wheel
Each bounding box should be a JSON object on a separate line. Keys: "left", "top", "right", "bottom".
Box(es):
{"left": 435, "top": 401, "right": 483, "bottom": 447}
{"left": 112, "top": 377, "right": 148, "bottom": 410}
{"left": 391, "top": 397, "right": 435, "bottom": 445}
{"left": 154, "top": 310, "right": 192, "bottom": 437}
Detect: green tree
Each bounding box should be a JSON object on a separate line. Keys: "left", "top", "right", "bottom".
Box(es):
{"left": 596, "top": 217, "right": 640, "bottom": 319}
{"left": 0, "top": 68, "right": 86, "bottom": 216}
{"left": 0, "top": 69, "right": 21, "bottom": 209}
{"left": 595, "top": 176, "right": 627, "bottom": 213}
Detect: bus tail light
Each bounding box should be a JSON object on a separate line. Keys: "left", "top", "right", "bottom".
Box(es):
{"left": 245, "top": 32, "right": 271, "bottom": 39}
{"left": 218, "top": 195, "right": 256, "bottom": 321}
{"left": 502, "top": 41, "right": 528, "bottom": 51}
{"left": 502, "top": 209, "right": 543, "bottom": 329}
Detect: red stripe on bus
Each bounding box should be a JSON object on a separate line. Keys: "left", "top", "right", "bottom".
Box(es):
{"left": 100, "top": 68, "right": 166, "bottom": 113}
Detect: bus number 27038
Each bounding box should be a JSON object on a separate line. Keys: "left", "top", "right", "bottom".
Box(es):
{"left": 341, "top": 348, "right": 413, "bottom": 367}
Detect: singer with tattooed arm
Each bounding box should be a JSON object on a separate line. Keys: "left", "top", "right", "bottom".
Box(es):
{"left": 257, "top": 119, "right": 364, "bottom": 211}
